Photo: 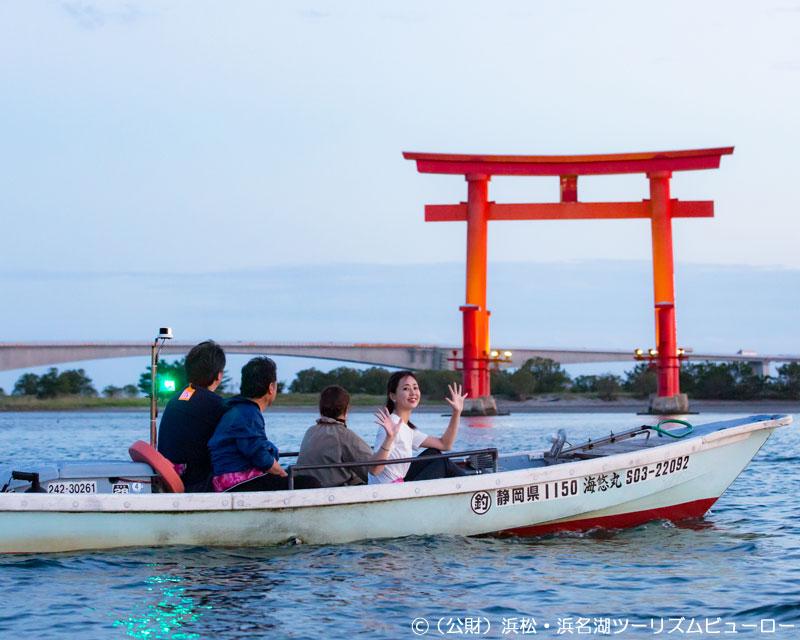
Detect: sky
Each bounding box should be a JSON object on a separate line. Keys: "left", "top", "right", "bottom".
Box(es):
{"left": 0, "top": 1, "right": 798, "bottom": 389}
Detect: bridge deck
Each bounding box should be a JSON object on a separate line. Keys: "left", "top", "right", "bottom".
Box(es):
{"left": 0, "top": 342, "right": 795, "bottom": 373}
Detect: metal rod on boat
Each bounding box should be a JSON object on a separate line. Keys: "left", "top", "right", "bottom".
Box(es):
{"left": 149, "top": 327, "right": 173, "bottom": 448}
{"left": 559, "top": 425, "right": 651, "bottom": 455}
{"left": 149, "top": 339, "right": 157, "bottom": 447}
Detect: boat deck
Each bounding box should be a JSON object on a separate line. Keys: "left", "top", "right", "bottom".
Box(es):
{"left": 494, "top": 414, "right": 787, "bottom": 474}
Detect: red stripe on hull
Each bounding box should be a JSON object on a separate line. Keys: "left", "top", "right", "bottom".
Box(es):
{"left": 499, "top": 497, "right": 718, "bottom": 537}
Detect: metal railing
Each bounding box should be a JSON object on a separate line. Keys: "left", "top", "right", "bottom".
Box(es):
{"left": 286, "top": 447, "right": 499, "bottom": 490}
{"left": 560, "top": 425, "right": 652, "bottom": 456}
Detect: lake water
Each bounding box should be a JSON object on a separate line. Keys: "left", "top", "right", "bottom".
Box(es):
{"left": 0, "top": 410, "right": 798, "bottom": 639}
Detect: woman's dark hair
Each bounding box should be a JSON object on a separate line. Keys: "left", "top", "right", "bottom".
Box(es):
{"left": 240, "top": 356, "right": 277, "bottom": 398}
{"left": 385, "top": 370, "right": 419, "bottom": 429}
{"left": 319, "top": 385, "right": 350, "bottom": 420}
{"left": 185, "top": 340, "right": 226, "bottom": 388}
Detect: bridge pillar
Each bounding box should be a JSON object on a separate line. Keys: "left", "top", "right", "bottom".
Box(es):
{"left": 748, "top": 360, "right": 770, "bottom": 377}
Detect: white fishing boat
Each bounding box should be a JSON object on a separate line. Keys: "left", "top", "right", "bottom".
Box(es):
{"left": 0, "top": 413, "right": 790, "bottom": 554}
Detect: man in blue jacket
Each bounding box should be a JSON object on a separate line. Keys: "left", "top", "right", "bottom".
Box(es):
{"left": 208, "top": 357, "right": 319, "bottom": 492}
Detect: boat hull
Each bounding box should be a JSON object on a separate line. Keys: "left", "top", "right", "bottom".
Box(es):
{"left": 0, "top": 415, "right": 789, "bottom": 553}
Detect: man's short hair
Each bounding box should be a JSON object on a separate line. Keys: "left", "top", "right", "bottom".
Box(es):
{"left": 240, "top": 356, "right": 277, "bottom": 398}
{"left": 319, "top": 385, "right": 350, "bottom": 419}
{"left": 185, "top": 340, "right": 226, "bottom": 388}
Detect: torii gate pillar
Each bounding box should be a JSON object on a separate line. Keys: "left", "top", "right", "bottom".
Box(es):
{"left": 404, "top": 147, "right": 733, "bottom": 416}
{"left": 464, "top": 174, "right": 491, "bottom": 400}
{"left": 649, "top": 171, "right": 685, "bottom": 413}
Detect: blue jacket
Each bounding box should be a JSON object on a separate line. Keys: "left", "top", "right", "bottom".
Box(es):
{"left": 208, "top": 396, "right": 279, "bottom": 475}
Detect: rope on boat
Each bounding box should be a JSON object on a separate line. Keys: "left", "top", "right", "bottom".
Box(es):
{"left": 650, "top": 418, "right": 694, "bottom": 438}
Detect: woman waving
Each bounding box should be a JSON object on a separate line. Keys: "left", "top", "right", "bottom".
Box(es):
{"left": 368, "top": 370, "right": 468, "bottom": 484}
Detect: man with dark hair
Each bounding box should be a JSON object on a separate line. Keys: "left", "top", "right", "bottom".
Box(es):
{"left": 157, "top": 340, "right": 227, "bottom": 492}
{"left": 208, "top": 357, "right": 318, "bottom": 491}
{"left": 238, "top": 356, "right": 277, "bottom": 400}
{"left": 296, "top": 385, "right": 398, "bottom": 488}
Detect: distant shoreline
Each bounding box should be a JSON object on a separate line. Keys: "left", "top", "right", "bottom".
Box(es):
{"left": 1, "top": 394, "right": 797, "bottom": 414}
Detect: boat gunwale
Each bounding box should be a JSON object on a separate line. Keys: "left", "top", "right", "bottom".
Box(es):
{"left": 0, "top": 414, "right": 790, "bottom": 514}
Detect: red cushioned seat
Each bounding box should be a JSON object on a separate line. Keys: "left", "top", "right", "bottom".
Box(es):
{"left": 129, "top": 440, "right": 185, "bottom": 494}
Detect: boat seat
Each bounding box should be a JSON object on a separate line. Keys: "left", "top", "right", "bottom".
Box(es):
{"left": 466, "top": 452, "right": 496, "bottom": 474}
{"left": 128, "top": 441, "right": 185, "bottom": 493}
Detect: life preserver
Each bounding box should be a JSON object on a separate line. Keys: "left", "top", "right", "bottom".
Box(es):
{"left": 128, "top": 441, "right": 185, "bottom": 494}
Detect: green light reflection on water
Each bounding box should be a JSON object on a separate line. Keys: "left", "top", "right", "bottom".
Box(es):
{"left": 113, "top": 574, "right": 211, "bottom": 640}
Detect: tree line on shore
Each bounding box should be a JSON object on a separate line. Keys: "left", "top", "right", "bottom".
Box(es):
{"left": 4, "top": 367, "right": 137, "bottom": 399}
{"left": 288, "top": 358, "right": 800, "bottom": 401}
{"left": 3, "top": 358, "right": 799, "bottom": 401}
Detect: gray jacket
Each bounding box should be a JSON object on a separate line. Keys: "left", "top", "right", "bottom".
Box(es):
{"left": 296, "top": 417, "right": 374, "bottom": 487}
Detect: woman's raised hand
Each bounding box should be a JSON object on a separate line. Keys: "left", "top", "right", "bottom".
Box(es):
{"left": 445, "top": 382, "right": 468, "bottom": 414}
{"left": 375, "top": 407, "right": 400, "bottom": 439}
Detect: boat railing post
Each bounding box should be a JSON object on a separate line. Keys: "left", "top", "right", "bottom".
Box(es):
{"left": 287, "top": 467, "right": 295, "bottom": 491}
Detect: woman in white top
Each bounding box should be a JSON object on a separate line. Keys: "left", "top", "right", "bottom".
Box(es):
{"left": 369, "top": 370, "right": 467, "bottom": 484}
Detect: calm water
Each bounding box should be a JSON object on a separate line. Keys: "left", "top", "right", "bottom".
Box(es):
{"left": 0, "top": 410, "right": 798, "bottom": 639}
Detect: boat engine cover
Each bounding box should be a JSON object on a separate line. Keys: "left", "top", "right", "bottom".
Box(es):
{"left": 1, "top": 461, "right": 156, "bottom": 494}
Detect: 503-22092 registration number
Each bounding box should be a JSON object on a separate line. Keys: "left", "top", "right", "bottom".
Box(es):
{"left": 626, "top": 455, "right": 690, "bottom": 485}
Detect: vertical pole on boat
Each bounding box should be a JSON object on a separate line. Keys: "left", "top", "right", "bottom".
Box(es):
{"left": 148, "top": 328, "right": 173, "bottom": 447}
{"left": 149, "top": 339, "right": 158, "bottom": 448}
{"left": 465, "top": 173, "right": 491, "bottom": 402}
{"left": 648, "top": 172, "right": 686, "bottom": 413}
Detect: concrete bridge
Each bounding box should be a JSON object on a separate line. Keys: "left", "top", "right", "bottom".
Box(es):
{"left": 1, "top": 342, "right": 797, "bottom": 376}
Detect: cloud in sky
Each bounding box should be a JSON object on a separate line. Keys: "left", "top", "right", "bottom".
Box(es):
{"left": 297, "top": 8, "right": 332, "bottom": 21}
{"left": 58, "top": 1, "right": 147, "bottom": 29}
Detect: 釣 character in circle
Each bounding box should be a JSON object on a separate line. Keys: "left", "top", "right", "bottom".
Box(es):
{"left": 471, "top": 491, "right": 492, "bottom": 514}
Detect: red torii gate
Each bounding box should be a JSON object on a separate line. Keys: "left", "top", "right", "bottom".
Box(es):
{"left": 404, "top": 147, "right": 734, "bottom": 414}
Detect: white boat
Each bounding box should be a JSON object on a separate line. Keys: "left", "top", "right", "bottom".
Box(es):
{"left": 0, "top": 413, "right": 790, "bottom": 554}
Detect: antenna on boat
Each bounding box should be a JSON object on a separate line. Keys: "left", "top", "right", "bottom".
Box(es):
{"left": 149, "top": 327, "right": 174, "bottom": 447}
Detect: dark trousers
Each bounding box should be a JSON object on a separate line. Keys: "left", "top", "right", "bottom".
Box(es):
{"left": 225, "top": 473, "right": 321, "bottom": 492}
{"left": 184, "top": 472, "right": 214, "bottom": 494}
{"left": 404, "top": 448, "right": 470, "bottom": 482}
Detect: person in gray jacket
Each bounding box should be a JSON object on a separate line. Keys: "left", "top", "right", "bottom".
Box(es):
{"left": 297, "top": 385, "right": 398, "bottom": 488}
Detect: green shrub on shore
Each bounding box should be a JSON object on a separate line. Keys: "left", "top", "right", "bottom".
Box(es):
{"left": 102, "top": 384, "right": 139, "bottom": 398}
{"left": 12, "top": 368, "right": 97, "bottom": 399}
{"left": 623, "top": 364, "right": 657, "bottom": 399}
{"left": 290, "top": 366, "right": 392, "bottom": 395}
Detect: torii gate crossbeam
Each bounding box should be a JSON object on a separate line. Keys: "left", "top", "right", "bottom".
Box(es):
{"left": 404, "top": 147, "right": 734, "bottom": 414}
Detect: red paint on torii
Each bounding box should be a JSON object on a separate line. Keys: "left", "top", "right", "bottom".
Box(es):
{"left": 404, "top": 147, "right": 734, "bottom": 408}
